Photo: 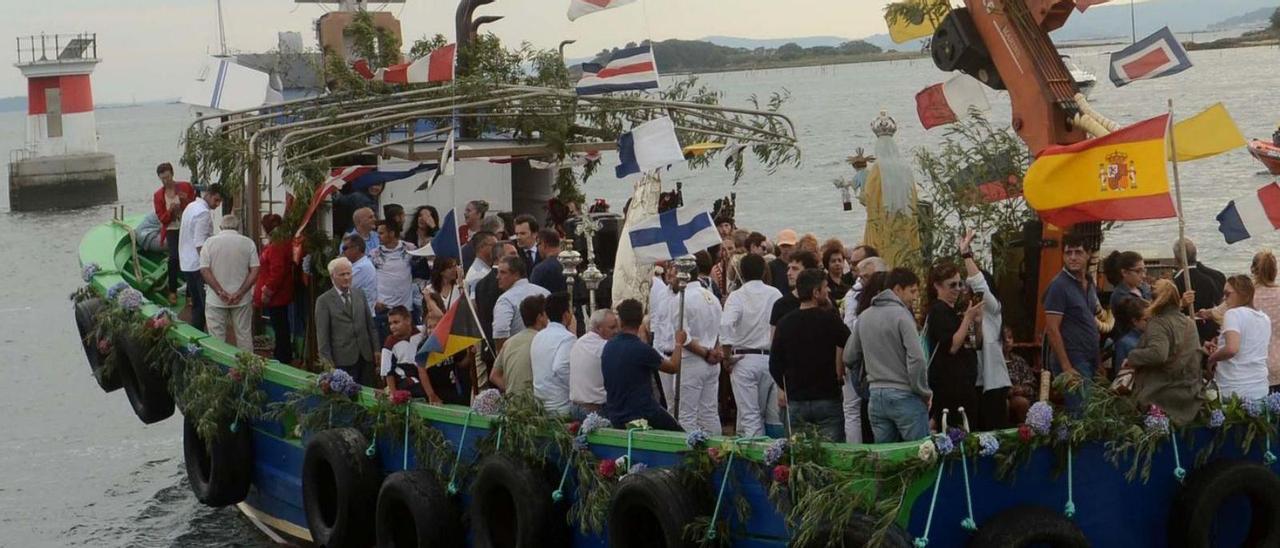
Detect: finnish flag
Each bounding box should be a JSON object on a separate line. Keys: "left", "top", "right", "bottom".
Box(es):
{"left": 627, "top": 206, "right": 721, "bottom": 264}
{"left": 616, "top": 116, "right": 685, "bottom": 179}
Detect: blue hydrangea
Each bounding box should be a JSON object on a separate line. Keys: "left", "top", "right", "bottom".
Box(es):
{"left": 106, "top": 281, "right": 130, "bottom": 300}
{"left": 326, "top": 369, "right": 360, "bottom": 398}
{"left": 581, "top": 412, "right": 611, "bottom": 435}
{"left": 1026, "top": 402, "right": 1054, "bottom": 435}
{"left": 1144, "top": 413, "right": 1170, "bottom": 436}
{"left": 1055, "top": 425, "right": 1071, "bottom": 443}
{"left": 301, "top": 254, "right": 313, "bottom": 275}
{"left": 572, "top": 434, "right": 589, "bottom": 451}
{"left": 471, "top": 388, "right": 503, "bottom": 415}
{"left": 180, "top": 343, "right": 202, "bottom": 359}
{"left": 977, "top": 433, "right": 999, "bottom": 457}
{"left": 1267, "top": 393, "right": 1280, "bottom": 415}
{"left": 685, "top": 429, "right": 711, "bottom": 448}
{"left": 1209, "top": 409, "right": 1226, "bottom": 428}
{"left": 1244, "top": 397, "right": 1265, "bottom": 418}
{"left": 932, "top": 433, "right": 954, "bottom": 456}
{"left": 947, "top": 427, "right": 966, "bottom": 446}
{"left": 117, "top": 288, "right": 144, "bottom": 311}
{"left": 763, "top": 438, "right": 789, "bottom": 466}
{"left": 81, "top": 263, "right": 100, "bottom": 282}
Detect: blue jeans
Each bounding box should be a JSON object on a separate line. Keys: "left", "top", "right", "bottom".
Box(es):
{"left": 869, "top": 388, "right": 929, "bottom": 443}
{"left": 1050, "top": 354, "right": 1098, "bottom": 413}
{"left": 788, "top": 399, "right": 844, "bottom": 443}
{"left": 184, "top": 271, "right": 206, "bottom": 331}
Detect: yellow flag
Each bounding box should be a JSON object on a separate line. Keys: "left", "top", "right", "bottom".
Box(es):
{"left": 1171, "top": 103, "right": 1247, "bottom": 162}
{"left": 884, "top": 0, "right": 950, "bottom": 44}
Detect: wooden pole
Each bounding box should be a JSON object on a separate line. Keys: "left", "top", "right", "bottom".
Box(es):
{"left": 1168, "top": 99, "right": 1195, "bottom": 317}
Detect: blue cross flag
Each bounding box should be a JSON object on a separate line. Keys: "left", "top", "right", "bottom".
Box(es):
{"left": 627, "top": 206, "right": 722, "bottom": 264}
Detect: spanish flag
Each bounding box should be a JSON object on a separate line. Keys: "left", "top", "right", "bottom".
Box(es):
{"left": 415, "top": 296, "right": 484, "bottom": 368}
{"left": 1024, "top": 114, "right": 1176, "bottom": 227}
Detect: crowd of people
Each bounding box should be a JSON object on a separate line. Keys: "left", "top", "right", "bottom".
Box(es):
{"left": 154, "top": 159, "right": 1280, "bottom": 443}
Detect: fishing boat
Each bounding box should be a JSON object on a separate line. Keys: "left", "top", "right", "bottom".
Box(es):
{"left": 1061, "top": 55, "right": 1097, "bottom": 97}
{"left": 1247, "top": 139, "right": 1280, "bottom": 175}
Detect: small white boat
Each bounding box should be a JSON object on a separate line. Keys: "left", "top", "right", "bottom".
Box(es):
{"left": 1062, "top": 55, "right": 1098, "bottom": 96}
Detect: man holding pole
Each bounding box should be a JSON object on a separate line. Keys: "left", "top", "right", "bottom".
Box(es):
{"left": 663, "top": 266, "right": 723, "bottom": 433}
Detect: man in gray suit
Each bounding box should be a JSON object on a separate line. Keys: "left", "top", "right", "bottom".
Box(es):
{"left": 317, "top": 257, "right": 381, "bottom": 386}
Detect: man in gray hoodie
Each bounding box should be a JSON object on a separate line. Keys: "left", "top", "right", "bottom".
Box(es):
{"left": 844, "top": 268, "right": 932, "bottom": 443}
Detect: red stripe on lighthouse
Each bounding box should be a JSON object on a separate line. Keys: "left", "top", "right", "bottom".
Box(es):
{"left": 26, "top": 75, "right": 94, "bottom": 115}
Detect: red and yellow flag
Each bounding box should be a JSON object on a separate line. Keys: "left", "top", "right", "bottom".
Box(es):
{"left": 1024, "top": 114, "right": 1175, "bottom": 227}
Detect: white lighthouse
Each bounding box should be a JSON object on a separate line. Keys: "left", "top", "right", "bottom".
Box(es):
{"left": 8, "top": 33, "right": 117, "bottom": 211}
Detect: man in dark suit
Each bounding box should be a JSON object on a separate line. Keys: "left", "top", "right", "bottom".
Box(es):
{"left": 1172, "top": 237, "right": 1226, "bottom": 342}
{"left": 462, "top": 216, "right": 505, "bottom": 273}
{"left": 316, "top": 257, "right": 381, "bottom": 386}
{"left": 513, "top": 214, "right": 541, "bottom": 272}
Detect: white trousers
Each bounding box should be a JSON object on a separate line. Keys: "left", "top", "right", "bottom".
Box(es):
{"left": 842, "top": 374, "right": 864, "bottom": 444}
{"left": 207, "top": 304, "right": 254, "bottom": 354}
{"left": 730, "top": 355, "right": 779, "bottom": 438}
{"left": 677, "top": 357, "right": 721, "bottom": 433}
{"left": 659, "top": 371, "right": 676, "bottom": 414}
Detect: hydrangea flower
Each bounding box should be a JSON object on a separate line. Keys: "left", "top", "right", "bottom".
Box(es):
{"left": 106, "top": 281, "right": 130, "bottom": 300}
{"left": 471, "top": 388, "right": 503, "bottom": 415}
{"left": 81, "top": 263, "right": 100, "bottom": 283}
{"left": 1209, "top": 409, "right": 1226, "bottom": 428}
{"left": 97, "top": 338, "right": 112, "bottom": 355}
{"left": 566, "top": 421, "right": 582, "bottom": 435}
{"left": 685, "top": 429, "right": 711, "bottom": 448}
{"left": 391, "top": 390, "right": 412, "bottom": 405}
{"left": 597, "top": 459, "right": 616, "bottom": 478}
{"left": 1144, "top": 412, "right": 1170, "bottom": 436}
{"left": 772, "top": 464, "right": 791, "bottom": 483}
{"left": 917, "top": 439, "right": 938, "bottom": 463}
{"left": 117, "top": 288, "right": 144, "bottom": 311}
{"left": 581, "top": 412, "right": 611, "bottom": 434}
{"left": 572, "top": 434, "right": 589, "bottom": 452}
{"left": 1244, "top": 397, "right": 1265, "bottom": 418}
{"left": 1017, "top": 424, "right": 1033, "bottom": 442}
{"left": 301, "top": 255, "right": 313, "bottom": 275}
{"left": 1055, "top": 425, "right": 1071, "bottom": 442}
{"left": 627, "top": 463, "right": 648, "bottom": 475}
{"left": 977, "top": 433, "right": 1000, "bottom": 457}
{"left": 1267, "top": 393, "right": 1280, "bottom": 415}
{"left": 180, "top": 343, "right": 202, "bottom": 358}
{"left": 932, "top": 433, "right": 954, "bottom": 456}
{"left": 1026, "top": 402, "right": 1054, "bottom": 435}
{"left": 763, "top": 438, "right": 789, "bottom": 466}
{"left": 324, "top": 369, "right": 359, "bottom": 398}
{"left": 947, "top": 427, "right": 966, "bottom": 446}
{"left": 707, "top": 447, "right": 722, "bottom": 463}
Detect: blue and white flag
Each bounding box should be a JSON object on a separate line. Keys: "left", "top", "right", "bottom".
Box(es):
{"left": 418, "top": 130, "right": 457, "bottom": 191}
{"left": 411, "top": 208, "right": 461, "bottom": 259}
{"left": 1216, "top": 183, "right": 1280, "bottom": 244}
{"left": 1109, "top": 27, "right": 1192, "bottom": 87}
{"left": 577, "top": 45, "right": 659, "bottom": 96}
{"left": 616, "top": 116, "right": 685, "bottom": 179}
{"left": 627, "top": 206, "right": 721, "bottom": 264}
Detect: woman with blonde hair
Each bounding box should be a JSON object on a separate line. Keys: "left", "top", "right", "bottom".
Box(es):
{"left": 1250, "top": 250, "right": 1280, "bottom": 392}
{"left": 1206, "top": 275, "right": 1272, "bottom": 400}
{"left": 1123, "top": 279, "right": 1204, "bottom": 424}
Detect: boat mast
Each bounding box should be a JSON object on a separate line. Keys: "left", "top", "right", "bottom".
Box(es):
{"left": 216, "top": 0, "right": 228, "bottom": 56}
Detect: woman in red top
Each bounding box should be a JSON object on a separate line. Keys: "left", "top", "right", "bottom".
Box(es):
{"left": 152, "top": 163, "right": 196, "bottom": 305}
{"left": 254, "top": 214, "right": 296, "bottom": 365}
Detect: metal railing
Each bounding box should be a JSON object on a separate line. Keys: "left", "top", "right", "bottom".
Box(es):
{"left": 15, "top": 33, "right": 97, "bottom": 65}
{"left": 9, "top": 147, "right": 34, "bottom": 164}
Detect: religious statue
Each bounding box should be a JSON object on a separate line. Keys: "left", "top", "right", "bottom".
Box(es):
{"left": 860, "top": 111, "right": 922, "bottom": 268}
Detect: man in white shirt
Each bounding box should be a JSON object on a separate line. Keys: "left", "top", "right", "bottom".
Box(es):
{"left": 663, "top": 258, "right": 723, "bottom": 433}
{"left": 648, "top": 264, "right": 678, "bottom": 411}
{"left": 369, "top": 220, "right": 418, "bottom": 342}
{"left": 492, "top": 255, "right": 551, "bottom": 349}
{"left": 199, "top": 214, "right": 260, "bottom": 352}
{"left": 719, "top": 254, "right": 782, "bottom": 437}
{"left": 464, "top": 231, "right": 497, "bottom": 296}
{"left": 341, "top": 234, "right": 378, "bottom": 316}
{"left": 178, "top": 184, "right": 224, "bottom": 331}
{"left": 531, "top": 293, "right": 577, "bottom": 415}
{"left": 569, "top": 308, "right": 619, "bottom": 419}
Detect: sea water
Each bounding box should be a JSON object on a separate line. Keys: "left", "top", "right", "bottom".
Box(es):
{"left": 0, "top": 45, "right": 1276, "bottom": 546}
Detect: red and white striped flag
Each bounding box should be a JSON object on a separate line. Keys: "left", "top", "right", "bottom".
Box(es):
{"left": 568, "top": 0, "right": 636, "bottom": 21}
{"left": 915, "top": 74, "right": 989, "bottom": 130}
{"left": 376, "top": 44, "right": 456, "bottom": 84}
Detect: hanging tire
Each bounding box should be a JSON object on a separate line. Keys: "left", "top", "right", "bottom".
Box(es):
{"left": 793, "top": 512, "right": 914, "bottom": 548}
{"left": 608, "top": 468, "right": 709, "bottom": 548}
{"left": 183, "top": 417, "right": 253, "bottom": 507}
{"left": 470, "top": 454, "right": 568, "bottom": 548}
{"left": 115, "top": 332, "right": 174, "bottom": 424}
{"left": 1169, "top": 459, "right": 1280, "bottom": 548}
{"left": 375, "top": 470, "right": 463, "bottom": 548}
{"left": 302, "top": 428, "right": 380, "bottom": 548}
{"left": 73, "top": 298, "right": 121, "bottom": 392}
{"left": 969, "top": 505, "right": 1089, "bottom": 547}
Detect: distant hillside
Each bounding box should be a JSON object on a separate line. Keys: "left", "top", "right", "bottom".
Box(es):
{"left": 0, "top": 96, "right": 24, "bottom": 112}
{"left": 590, "top": 38, "right": 886, "bottom": 73}
{"left": 1208, "top": 6, "right": 1276, "bottom": 30}
{"left": 1047, "top": 0, "right": 1279, "bottom": 40}
{"left": 699, "top": 36, "right": 850, "bottom": 50}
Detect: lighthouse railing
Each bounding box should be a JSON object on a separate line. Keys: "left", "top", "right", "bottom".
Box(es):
{"left": 15, "top": 33, "right": 97, "bottom": 66}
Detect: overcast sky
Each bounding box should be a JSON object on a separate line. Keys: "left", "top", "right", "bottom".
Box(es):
{"left": 1, "top": 0, "right": 902, "bottom": 103}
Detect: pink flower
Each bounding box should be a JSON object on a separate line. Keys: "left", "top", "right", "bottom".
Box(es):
{"left": 391, "top": 390, "right": 412, "bottom": 405}
{"left": 1148, "top": 404, "right": 1167, "bottom": 418}
{"left": 1018, "top": 424, "right": 1033, "bottom": 442}
{"left": 228, "top": 369, "right": 243, "bottom": 382}
{"left": 567, "top": 421, "right": 582, "bottom": 435}
{"left": 707, "top": 447, "right": 722, "bottom": 463}
{"left": 772, "top": 464, "right": 790, "bottom": 484}
{"left": 96, "top": 338, "right": 112, "bottom": 355}
{"left": 597, "top": 459, "right": 616, "bottom": 478}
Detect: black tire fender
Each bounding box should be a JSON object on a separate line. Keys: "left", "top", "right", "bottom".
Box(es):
{"left": 375, "top": 470, "right": 463, "bottom": 548}
{"left": 608, "top": 468, "right": 709, "bottom": 548}
{"left": 73, "top": 298, "right": 121, "bottom": 392}
{"left": 302, "top": 428, "right": 380, "bottom": 548}
{"left": 1169, "top": 459, "right": 1280, "bottom": 548}
{"left": 183, "top": 416, "right": 253, "bottom": 507}
{"left": 969, "top": 505, "right": 1089, "bottom": 548}
{"left": 115, "top": 331, "right": 174, "bottom": 424}
{"left": 470, "top": 454, "right": 568, "bottom": 548}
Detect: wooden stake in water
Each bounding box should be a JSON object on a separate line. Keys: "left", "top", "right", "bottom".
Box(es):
{"left": 1167, "top": 99, "right": 1196, "bottom": 317}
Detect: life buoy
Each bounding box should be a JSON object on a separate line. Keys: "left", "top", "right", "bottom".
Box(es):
{"left": 302, "top": 428, "right": 380, "bottom": 548}
{"left": 791, "top": 511, "right": 914, "bottom": 548}
{"left": 969, "top": 505, "right": 1089, "bottom": 547}
{"left": 375, "top": 470, "right": 462, "bottom": 548}
{"left": 114, "top": 332, "right": 174, "bottom": 424}
{"left": 73, "top": 298, "right": 121, "bottom": 392}
{"left": 470, "top": 454, "right": 569, "bottom": 547}
{"left": 1169, "top": 459, "right": 1280, "bottom": 548}
{"left": 608, "top": 468, "right": 709, "bottom": 548}
{"left": 183, "top": 417, "right": 253, "bottom": 507}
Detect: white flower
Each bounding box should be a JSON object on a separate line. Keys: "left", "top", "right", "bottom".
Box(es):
{"left": 917, "top": 440, "right": 938, "bottom": 463}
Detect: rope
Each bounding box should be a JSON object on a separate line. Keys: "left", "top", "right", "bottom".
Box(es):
{"left": 447, "top": 411, "right": 474, "bottom": 495}
{"left": 229, "top": 378, "right": 248, "bottom": 433}
{"left": 109, "top": 219, "right": 144, "bottom": 285}
{"left": 1170, "top": 427, "right": 1187, "bottom": 482}
{"left": 959, "top": 443, "right": 977, "bottom": 531}
{"left": 402, "top": 406, "right": 411, "bottom": 470}
{"left": 912, "top": 451, "right": 948, "bottom": 548}
{"left": 1064, "top": 446, "right": 1076, "bottom": 518}
{"left": 552, "top": 451, "right": 573, "bottom": 502}
{"left": 626, "top": 427, "right": 640, "bottom": 468}
{"left": 495, "top": 424, "right": 505, "bottom": 452}
{"left": 706, "top": 447, "right": 735, "bottom": 542}
{"left": 1266, "top": 409, "right": 1277, "bottom": 465}
{"left": 366, "top": 410, "right": 379, "bottom": 457}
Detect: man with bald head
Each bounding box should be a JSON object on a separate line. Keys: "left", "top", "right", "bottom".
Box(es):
{"left": 316, "top": 257, "right": 380, "bottom": 386}
{"left": 347, "top": 207, "right": 380, "bottom": 254}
